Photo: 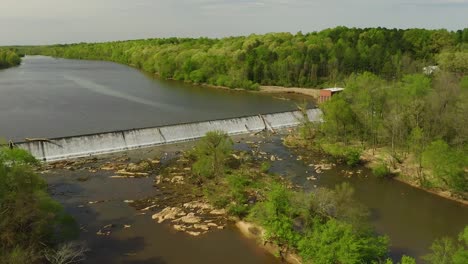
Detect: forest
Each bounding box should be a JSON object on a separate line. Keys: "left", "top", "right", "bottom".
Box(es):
{"left": 291, "top": 70, "right": 468, "bottom": 199}
{"left": 22, "top": 27, "right": 468, "bottom": 89}
{"left": 0, "top": 49, "right": 21, "bottom": 69}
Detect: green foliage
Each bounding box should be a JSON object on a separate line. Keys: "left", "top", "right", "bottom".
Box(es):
{"left": 373, "top": 162, "right": 392, "bottom": 178}
{"left": 298, "top": 219, "right": 389, "bottom": 264}
{"left": 423, "top": 140, "right": 467, "bottom": 192}
{"left": 424, "top": 226, "right": 468, "bottom": 264}
{"left": 249, "top": 183, "right": 300, "bottom": 246}
{"left": 0, "top": 49, "right": 21, "bottom": 69}
{"left": 319, "top": 69, "right": 466, "bottom": 194}
{"left": 192, "top": 131, "right": 233, "bottom": 178}
{"left": 461, "top": 76, "right": 468, "bottom": 90}
{"left": 260, "top": 162, "right": 271, "bottom": 173}
{"left": 320, "top": 143, "right": 362, "bottom": 166}
{"left": 383, "top": 255, "right": 417, "bottom": 264}
{"left": 0, "top": 147, "right": 78, "bottom": 262}
{"left": 21, "top": 27, "right": 467, "bottom": 89}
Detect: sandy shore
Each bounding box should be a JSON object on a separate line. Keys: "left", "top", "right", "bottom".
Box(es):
{"left": 199, "top": 83, "right": 321, "bottom": 99}
{"left": 236, "top": 221, "right": 302, "bottom": 264}
{"left": 259, "top": 86, "right": 321, "bottom": 98}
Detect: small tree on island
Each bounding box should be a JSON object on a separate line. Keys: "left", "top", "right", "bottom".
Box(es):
{"left": 192, "top": 131, "right": 233, "bottom": 179}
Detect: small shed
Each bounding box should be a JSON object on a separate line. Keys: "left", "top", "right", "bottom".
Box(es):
{"left": 319, "top": 87, "right": 344, "bottom": 103}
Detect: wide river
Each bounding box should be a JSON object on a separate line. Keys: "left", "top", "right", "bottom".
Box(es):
{"left": 2, "top": 56, "right": 467, "bottom": 263}
{"left": 0, "top": 56, "right": 299, "bottom": 141}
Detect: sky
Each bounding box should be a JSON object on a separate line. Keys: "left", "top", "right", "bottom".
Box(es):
{"left": 1, "top": 0, "right": 467, "bottom": 45}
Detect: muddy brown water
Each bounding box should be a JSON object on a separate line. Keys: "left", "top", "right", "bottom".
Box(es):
{"left": 45, "top": 141, "right": 279, "bottom": 264}
{"left": 44, "top": 134, "right": 468, "bottom": 263}
{"left": 256, "top": 135, "right": 468, "bottom": 262}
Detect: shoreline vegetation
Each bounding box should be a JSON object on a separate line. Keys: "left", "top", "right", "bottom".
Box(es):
{"left": 0, "top": 146, "right": 82, "bottom": 263}
{"left": 19, "top": 27, "right": 467, "bottom": 91}
{"left": 283, "top": 69, "right": 467, "bottom": 204}
{"left": 0, "top": 48, "right": 22, "bottom": 69}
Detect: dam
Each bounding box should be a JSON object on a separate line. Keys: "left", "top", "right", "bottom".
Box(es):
{"left": 15, "top": 109, "right": 321, "bottom": 162}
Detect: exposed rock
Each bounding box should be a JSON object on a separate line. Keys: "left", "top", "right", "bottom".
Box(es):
{"left": 126, "top": 161, "right": 151, "bottom": 172}
{"left": 177, "top": 213, "right": 201, "bottom": 224}
{"left": 117, "top": 170, "right": 149, "bottom": 177}
{"left": 173, "top": 224, "right": 186, "bottom": 232}
{"left": 152, "top": 207, "right": 184, "bottom": 223}
{"left": 186, "top": 231, "right": 201, "bottom": 236}
{"left": 88, "top": 200, "right": 105, "bottom": 205}
{"left": 110, "top": 175, "right": 135, "bottom": 179}
{"left": 170, "top": 176, "right": 185, "bottom": 184}
{"left": 141, "top": 204, "right": 158, "bottom": 211}
{"left": 183, "top": 201, "right": 213, "bottom": 211}
{"left": 209, "top": 208, "right": 226, "bottom": 215}
{"left": 193, "top": 224, "right": 210, "bottom": 231}
{"left": 155, "top": 175, "right": 162, "bottom": 185}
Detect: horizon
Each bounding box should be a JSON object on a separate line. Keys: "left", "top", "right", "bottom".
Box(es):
{"left": 4, "top": 26, "right": 468, "bottom": 47}
{"left": 1, "top": 0, "right": 467, "bottom": 46}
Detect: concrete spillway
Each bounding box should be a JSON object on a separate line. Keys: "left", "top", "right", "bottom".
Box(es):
{"left": 15, "top": 109, "right": 322, "bottom": 162}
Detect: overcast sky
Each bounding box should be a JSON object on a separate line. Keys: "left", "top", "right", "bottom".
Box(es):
{"left": 1, "top": 0, "right": 467, "bottom": 45}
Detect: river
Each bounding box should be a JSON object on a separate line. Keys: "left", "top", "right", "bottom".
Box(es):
{"left": 4, "top": 56, "right": 467, "bottom": 263}
{"left": 0, "top": 56, "right": 300, "bottom": 141}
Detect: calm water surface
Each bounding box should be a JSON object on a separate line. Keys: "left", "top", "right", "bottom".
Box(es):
{"left": 0, "top": 56, "right": 299, "bottom": 141}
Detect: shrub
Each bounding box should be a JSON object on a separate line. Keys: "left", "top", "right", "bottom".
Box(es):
{"left": 345, "top": 148, "right": 362, "bottom": 166}
{"left": 192, "top": 131, "right": 233, "bottom": 178}
{"left": 372, "top": 162, "right": 392, "bottom": 178}
{"left": 260, "top": 162, "right": 271, "bottom": 173}
{"left": 321, "top": 143, "right": 362, "bottom": 166}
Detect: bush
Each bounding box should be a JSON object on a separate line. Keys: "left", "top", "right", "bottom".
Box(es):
{"left": 228, "top": 204, "right": 249, "bottom": 217}
{"left": 192, "top": 131, "right": 233, "bottom": 178}
{"left": 372, "top": 162, "right": 392, "bottom": 178}
{"left": 321, "top": 143, "right": 362, "bottom": 167}
{"left": 345, "top": 148, "right": 362, "bottom": 166}
{"left": 260, "top": 162, "right": 271, "bottom": 173}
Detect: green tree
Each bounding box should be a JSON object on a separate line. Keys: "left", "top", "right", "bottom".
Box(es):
{"left": 298, "top": 219, "right": 389, "bottom": 264}
{"left": 423, "top": 226, "right": 468, "bottom": 264}
{"left": 423, "top": 140, "right": 467, "bottom": 193}
{"left": 0, "top": 147, "right": 78, "bottom": 262}
{"left": 192, "top": 131, "right": 233, "bottom": 178}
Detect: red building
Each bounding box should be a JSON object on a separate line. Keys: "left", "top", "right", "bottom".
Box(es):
{"left": 319, "top": 87, "right": 344, "bottom": 103}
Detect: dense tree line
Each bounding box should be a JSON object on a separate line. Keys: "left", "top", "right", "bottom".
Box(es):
{"left": 0, "top": 49, "right": 21, "bottom": 69}
{"left": 23, "top": 27, "right": 467, "bottom": 89}
{"left": 318, "top": 71, "right": 467, "bottom": 196}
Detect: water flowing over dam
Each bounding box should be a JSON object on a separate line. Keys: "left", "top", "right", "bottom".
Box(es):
{"left": 15, "top": 109, "right": 321, "bottom": 162}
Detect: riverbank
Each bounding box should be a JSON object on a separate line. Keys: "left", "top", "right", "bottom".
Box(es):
{"left": 283, "top": 131, "right": 468, "bottom": 206}
{"left": 199, "top": 82, "right": 320, "bottom": 99}
{"left": 360, "top": 148, "right": 468, "bottom": 206}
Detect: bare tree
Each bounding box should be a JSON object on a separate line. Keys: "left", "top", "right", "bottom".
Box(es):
{"left": 44, "top": 242, "right": 89, "bottom": 264}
